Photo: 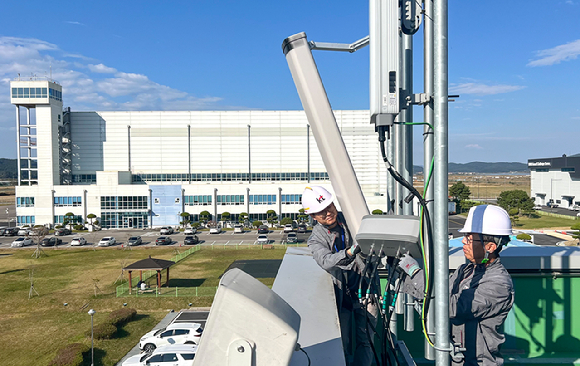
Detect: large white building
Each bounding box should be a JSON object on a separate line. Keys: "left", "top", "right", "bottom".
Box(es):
{"left": 528, "top": 154, "right": 580, "bottom": 208}
{"left": 11, "top": 79, "right": 390, "bottom": 228}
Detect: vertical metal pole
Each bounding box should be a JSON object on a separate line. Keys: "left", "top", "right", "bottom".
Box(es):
{"left": 213, "top": 188, "right": 218, "bottom": 222}
{"left": 402, "top": 33, "right": 414, "bottom": 217}
{"left": 424, "top": 0, "right": 436, "bottom": 360}
{"left": 16, "top": 106, "right": 21, "bottom": 186}
{"left": 127, "top": 125, "right": 131, "bottom": 172}
{"left": 434, "top": 0, "right": 450, "bottom": 365}
{"left": 90, "top": 314, "right": 94, "bottom": 366}
{"left": 307, "top": 124, "right": 310, "bottom": 183}
{"left": 149, "top": 188, "right": 153, "bottom": 228}
{"left": 246, "top": 188, "right": 250, "bottom": 222}
{"left": 188, "top": 125, "right": 191, "bottom": 184}
{"left": 247, "top": 125, "right": 251, "bottom": 183}
{"left": 278, "top": 187, "right": 282, "bottom": 221}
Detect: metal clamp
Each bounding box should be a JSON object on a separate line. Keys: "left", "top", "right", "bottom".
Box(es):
{"left": 406, "top": 93, "right": 432, "bottom": 106}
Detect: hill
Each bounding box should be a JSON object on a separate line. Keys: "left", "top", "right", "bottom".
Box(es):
{"left": 414, "top": 162, "right": 528, "bottom": 174}
{"left": 0, "top": 159, "right": 17, "bottom": 179}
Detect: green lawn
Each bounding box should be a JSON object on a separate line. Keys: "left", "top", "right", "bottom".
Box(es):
{"left": 512, "top": 214, "right": 578, "bottom": 230}
{"left": 0, "top": 247, "right": 286, "bottom": 366}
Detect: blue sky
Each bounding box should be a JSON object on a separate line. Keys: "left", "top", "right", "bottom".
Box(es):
{"left": 0, "top": 1, "right": 579, "bottom": 164}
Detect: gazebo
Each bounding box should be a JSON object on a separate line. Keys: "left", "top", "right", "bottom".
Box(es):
{"left": 123, "top": 255, "right": 175, "bottom": 294}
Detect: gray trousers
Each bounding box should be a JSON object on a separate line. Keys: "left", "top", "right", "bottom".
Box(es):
{"left": 339, "top": 301, "right": 378, "bottom": 366}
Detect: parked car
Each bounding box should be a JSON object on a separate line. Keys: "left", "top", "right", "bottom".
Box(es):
{"left": 283, "top": 224, "right": 294, "bottom": 233}
{"left": 569, "top": 205, "right": 580, "bottom": 211}
{"left": 123, "top": 345, "right": 197, "bottom": 366}
{"left": 156, "top": 236, "right": 172, "bottom": 245}
{"left": 160, "top": 226, "right": 174, "bottom": 235}
{"left": 127, "top": 236, "right": 142, "bottom": 246}
{"left": 257, "top": 225, "right": 269, "bottom": 234}
{"left": 209, "top": 227, "right": 222, "bottom": 234}
{"left": 70, "top": 237, "right": 87, "bottom": 246}
{"left": 286, "top": 232, "right": 298, "bottom": 244}
{"left": 98, "top": 237, "right": 116, "bottom": 247}
{"left": 55, "top": 228, "right": 72, "bottom": 236}
{"left": 184, "top": 235, "right": 200, "bottom": 245}
{"left": 233, "top": 224, "right": 244, "bottom": 234}
{"left": 183, "top": 227, "right": 197, "bottom": 235}
{"left": 256, "top": 234, "right": 269, "bottom": 244}
{"left": 297, "top": 225, "right": 307, "bottom": 233}
{"left": 533, "top": 205, "right": 542, "bottom": 210}
{"left": 17, "top": 228, "right": 32, "bottom": 236}
{"left": 11, "top": 237, "right": 33, "bottom": 247}
{"left": 3, "top": 227, "right": 18, "bottom": 236}
{"left": 139, "top": 323, "right": 203, "bottom": 353}
{"left": 41, "top": 237, "right": 62, "bottom": 247}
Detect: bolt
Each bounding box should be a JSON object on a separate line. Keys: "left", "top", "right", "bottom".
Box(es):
{"left": 237, "top": 346, "right": 245, "bottom": 353}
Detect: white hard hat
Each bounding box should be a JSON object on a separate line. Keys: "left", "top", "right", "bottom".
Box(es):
{"left": 459, "top": 205, "right": 512, "bottom": 236}
{"left": 301, "top": 186, "right": 333, "bottom": 214}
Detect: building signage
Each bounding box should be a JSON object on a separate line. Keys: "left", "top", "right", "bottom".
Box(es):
{"left": 528, "top": 161, "right": 551, "bottom": 167}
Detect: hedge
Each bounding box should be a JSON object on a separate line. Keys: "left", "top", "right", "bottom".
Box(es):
{"left": 516, "top": 233, "right": 532, "bottom": 241}
{"left": 87, "top": 322, "right": 117, "bottom": 340}
{"left": 49, "top": 343, "right": 89, "bottom": 366}
{"left": 108, "top": 307, "right": 137, "bottom": 327}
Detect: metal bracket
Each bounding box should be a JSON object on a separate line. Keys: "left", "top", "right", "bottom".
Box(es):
{"left": 406, "top": 93, "right": 432, "bottom": 106}
{"left": 228, "top": 339, "right": 253, "bottom": 366}
{"left": 309, "top": 35, "right": 369, "bottom": 53}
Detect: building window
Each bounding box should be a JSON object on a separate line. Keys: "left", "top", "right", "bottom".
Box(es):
{"left": 17, "top": 216, "right": 35, "bottom": 225}
{"left": 100, "top": 196, "right": 148, "bottom": 210}
{"left": 72, "top": 174, "right": 97, "bottom": 184}
{"left": 562, "top": 167, "right": 575, "bottom": 172}
{"left": 184, "top": 195, "right": 212, "bottom": 206}
{"left": 216, "top": 195, "right": 245, "bottom": 205}
{"left": 132, "top": 171, "right": 330, "bottom": 183}
{"left": 249, "top": 195, "right": 276, "bottom": 205}
{"left": 54, "top": 196, "right": 82, "bottom": 207}
{"left": 281, "top": 194, "right": 302, "bottom": 205}
{"left": 535, "top": 168, "right": 549, "bottom": 172}
{"left": 54, "top": 215, "right": 83, "bottom": 224}
{"left": 11, "top": 87, "right": 49, "bottom": 99}
{"left": 17, "top": 197, "right": 35, "bottom": 207}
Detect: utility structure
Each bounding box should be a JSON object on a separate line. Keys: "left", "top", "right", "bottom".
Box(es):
{"left": 281, "top": 0, "right": 450, "bottom": 364}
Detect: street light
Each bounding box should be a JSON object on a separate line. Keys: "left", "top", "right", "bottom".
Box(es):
{"left": 88, "top": 309, "right": 96, "bottom": 366}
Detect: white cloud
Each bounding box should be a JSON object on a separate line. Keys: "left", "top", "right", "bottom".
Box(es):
{"left": 449, "top": 83, "right": 525, "bottom": 95}
{"left": 88, "top": 63, "right": 117, "bottom": 73}
{"left": 65, "top": 21, "right": 85, "bottom": 26}
{"left": 527, "top": 39, "right": 580, "bottom": 66}
{"left": 465, "top": 144, "right": 483, "bottom": 149}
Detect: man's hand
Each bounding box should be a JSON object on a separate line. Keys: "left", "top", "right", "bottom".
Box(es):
{"left": 347, "top": 242, "right": 361, "bottom": 257}
{"left": 398, "top": 253, "right": 420, "bottom": 277}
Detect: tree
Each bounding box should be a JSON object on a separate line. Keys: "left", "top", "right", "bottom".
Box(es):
{"left": 266, "top": 210, "right": 278, "bottom": 226}
{"left": 571, "top": 223, "right": 580, "bottom": 241}
{"left": 199, "top": 210, "right": 211, "bottom": 224}
{"left": 449, "top": 182, "right": 471, "bottom": 203}
{"left": 372, "top": 209, "right": 384, "bottom": 215}
{"left": 180, "top": 212, "right": 191, "bottom": 229}
{"left": 87, "top": 213, "right": 97, "bottom": 231}
{"left": 297, "top": 208, "right": 309, "bottom": 224}
{"left": 239, "top": 212, "right": 248, "bottom": 224}
{"left": 64, "top": 212, "right": 75, "bottom": 231}
{"left": 280, "top": 217, "right": 293, "bottom": 226}
{"left": 221, "top": 212, "right": 231, "bottom": 222}
{"left": 497, "top": 190, "right": 534, "bottom": 216}
{"left": 508, "top": 208, "right": 519, "bottom": 226}
{"left": 252, "top": 220, "right": 263, "bottom": 228}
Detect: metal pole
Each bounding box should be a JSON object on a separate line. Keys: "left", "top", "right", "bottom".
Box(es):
{"left": 402, "top": 33, "right": 414, "bottom": 217}
{"left": 247, "top": 125, "right": 251, "bottom": 183}
{"left": 307, "top": 124, "right": 310, "bottom": 183}
{"left": 434, "top": 0, "right": 450, "bottom": 365}
{"left": 423, "top": 0, "right": 436, "bottom": 359}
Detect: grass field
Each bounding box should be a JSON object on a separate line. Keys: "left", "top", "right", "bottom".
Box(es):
{"left": 0, "top": 186, "right": 15, "bottom": 205}
{"left": 0, "top": 247, "right": 286, "bottom": 366}
{"left": 414, "top": 173, "right": 530, "bottom": 199}
{"left": 511, "top": 213, "right": 578, "bottom": 230}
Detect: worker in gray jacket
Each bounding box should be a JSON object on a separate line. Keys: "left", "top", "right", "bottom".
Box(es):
{"left": 302, "top": 186, "right": 378, "bottom": 366}
{"left": 399, "top": 205, "right": 515, "bottom": 366}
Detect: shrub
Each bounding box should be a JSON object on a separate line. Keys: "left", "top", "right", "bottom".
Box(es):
{"left": 87, "top": 322, "right": 117, "bottom": 340}
{"left": 280, "top": 217, "right": 293, "bottom": 226}
{"left": 49, "top": 343, "right": 89, "bottom": 366}
{"left": 108, "top": 307, "right": 137, "bottom": 327}
{"left": 55, "top": 225, "right": 63, "bottom": 229}
{"left": 253, "top": 220, "right": 263, "bottom": 228}
{"left": 516, "top": 233, "right": 532, "bottom": 241}
{"left": 73, "top": 224, "right": 86, "bottom": 231}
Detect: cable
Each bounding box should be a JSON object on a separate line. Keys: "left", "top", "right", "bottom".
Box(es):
{"left": 298, "top": 346, "right": 311, "bottom": 366}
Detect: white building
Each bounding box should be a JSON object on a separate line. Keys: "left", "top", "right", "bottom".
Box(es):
{"left": 11, "top": 79, "right": 392, "bottom": 229}
{"left": 528, "top": 154, "right": 580, "bottom": 208}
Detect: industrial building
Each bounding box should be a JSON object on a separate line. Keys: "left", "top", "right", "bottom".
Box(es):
{"left": 11, "top": 79, "right": 390, "bottom": 228}
{"left": 528, "top": 154, "right": 580, "bottom": 208}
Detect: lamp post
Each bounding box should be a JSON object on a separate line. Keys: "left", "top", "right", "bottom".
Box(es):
{"left": 88, "top": 309, "right": 96, "bottom": 366}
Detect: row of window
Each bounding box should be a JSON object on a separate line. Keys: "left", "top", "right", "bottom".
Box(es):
{"left": 101, "top": 212, "right": 148, "bottom": 229}
{"left": 54, "top": 215, "right": 83, "bottom": 224}
{"left": 535, "top": 168, "right": 576, "bottom": 172}
{"left": 12, "top": 87, "right": 47, "bottom": 99}
{"left": 249, "top": 195, "right": 277, "bottom": 205}
{"left": 49, "top": 88, "right": 62, "bottom": 102}
{"left": 54, "top": 196, "right": 82, "bottom": 207}
{"left": 17, "top": 216, "right": 35, "bottom": 224}
{"left": 101, "top": 196, "right": 148, "bottom": 210}
{"left": 184, "top": 195, "right": 212, "bottom": 206}
{"left": 217, "top": 195, "right": 245, "bottom": 205}
{"left": 72, "top": 174, "right": 97, "bottom": 184}
{"left": 17, "top": 197, "right": 35, "bottom": 207}
{"left": 132, "top": 172, "right": 330, "bottom": 183}
{"left": 281, "top": 194, "right": 302, "bottom": 204}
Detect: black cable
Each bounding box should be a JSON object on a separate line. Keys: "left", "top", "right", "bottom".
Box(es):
{"left": 299, "top": 346, "right": 311, "bottom": 366}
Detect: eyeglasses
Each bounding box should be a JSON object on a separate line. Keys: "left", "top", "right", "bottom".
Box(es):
{"left": 463, "top": 234, "right": 481, "bottom": 244}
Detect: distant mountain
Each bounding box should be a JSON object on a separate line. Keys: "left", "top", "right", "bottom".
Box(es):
{"left": 0, "top": 159, "right": 16, "bottom": 179}
{"left": 414, "top": 162, "right": 528, "bottom": 174}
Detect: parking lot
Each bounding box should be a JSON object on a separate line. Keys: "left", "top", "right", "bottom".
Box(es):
{"left": 0, "top": 227, "right": 311, "bottom": 249}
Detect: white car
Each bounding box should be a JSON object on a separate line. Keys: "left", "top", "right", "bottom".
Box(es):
{"left": 17, "top": 228, "right": 31, "bottom": 236}
{"left": 283, "top": 224, "right": 294, "bottom": 233}
{"left": 123, "top": 345, "right": 197, "bottom": 366}
{"left": 70, "top": 237, "right": 87, "bottom": 246}
{"left": 533, "top": 205, "right": 542, "bottom": 210}
{"left": 209, "top": 227, "right": 222, "bottom": 234}
{"left": 98, "top": 237, "right": 116, "bottom": 246}
{"left": 139, "top": 323, "right": 203, "bottom": 353}
{"left": 256, "top": 234, "right": 269, "bottom": 244}
{"left": 160, "top": 226, "right": 174, "bottom": 235}
{"left": 233, "top": 224, "right": 244, "bottom": 233}
{"left": 183, "top": 227, "right": 197, "bottom": 235}
{"left": 11, "top": 237, "right": 33, "bottom": 247}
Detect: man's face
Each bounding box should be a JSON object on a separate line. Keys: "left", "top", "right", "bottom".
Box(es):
{"left": 462, "top": 233, "right": 496, "bottom": 264}
{"left": 310, "top": 203, "right": 338, "bottom": 227}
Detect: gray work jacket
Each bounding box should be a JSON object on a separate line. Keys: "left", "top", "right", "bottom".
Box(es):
{"left": 402, "top": 258, "right": 514, "bottom": 366}
{"left": 307, "top": 214, "right": 368, "bottom": 309}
